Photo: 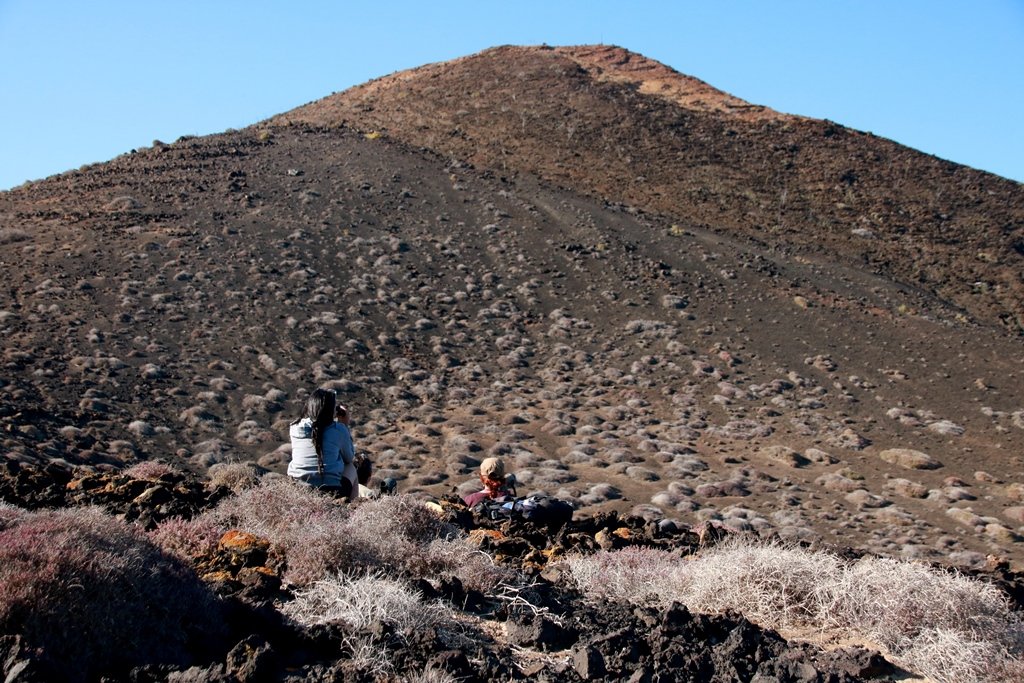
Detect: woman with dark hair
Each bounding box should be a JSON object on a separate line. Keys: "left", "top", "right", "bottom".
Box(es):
{"left": 287, "top": 388, "right": 356, "bottom": 497}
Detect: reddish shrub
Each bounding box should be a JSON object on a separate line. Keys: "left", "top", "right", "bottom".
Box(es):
{"left": 205, "top": 482, "right": 519, "bottom": 589}
{"left": 206, "top": 477, "right": 351, "bottom": 585}
{"left": 208, "top": 476, "right": 341, "bottom": 542}
{"left": 206, "top": 461, "right": 266, "bottom": 491}
{"left": 0, "top": 501, "right": 25, "bottom": 530}
{"left": 123, "top": 460, "right": 179, "bottom": 480}
{"left": 149, "top": 515, "right": 226, "bottom": 561}
{"left": 0, "top": 507, "right": 225, "bottom": 682}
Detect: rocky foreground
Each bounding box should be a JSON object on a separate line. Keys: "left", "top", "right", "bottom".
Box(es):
{"left": 2, "top": 457, "right": 1022, "bottom": 682}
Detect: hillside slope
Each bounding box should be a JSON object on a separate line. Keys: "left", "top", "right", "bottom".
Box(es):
{"left": 1, "top": 46, "right": 1023, "bottom": 571}
{"left": 276, "top": 44, "right": 1024, "bottom": 334}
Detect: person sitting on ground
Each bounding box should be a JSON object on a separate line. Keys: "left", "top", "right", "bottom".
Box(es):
{"left": 287, "top": 388, "right": 355, "bottom": 498}
{"left": 462, "top": 457, "right": 516, "bottom": 507}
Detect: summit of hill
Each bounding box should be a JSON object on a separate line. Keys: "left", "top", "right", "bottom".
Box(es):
{"left": 278, "top": 44, "right": 1024, "bottom": 334}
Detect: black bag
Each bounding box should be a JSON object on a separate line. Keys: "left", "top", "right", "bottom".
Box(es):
{"left": 514, "top": 494, "right": 574, "bottom": 528}
{"left": 472, "top": 498, "right": 514, "bottom": 521}
{"left": 472, "top": 494, "right": 573, "bottom": 529}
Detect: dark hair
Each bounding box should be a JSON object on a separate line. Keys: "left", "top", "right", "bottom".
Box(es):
{"left": 304, "top": 389, "right": 336, "bottom": 476}
{"left": 356, "top": 454, "right": 372, "bottom": 486}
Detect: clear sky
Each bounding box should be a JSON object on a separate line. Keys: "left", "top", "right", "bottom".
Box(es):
{"left": 1, "top": 1, "right": 1022, "bottom": 191}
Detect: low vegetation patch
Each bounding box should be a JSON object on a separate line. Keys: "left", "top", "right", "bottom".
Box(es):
{"left": 188, "top": 478, "right": 519, "bottom": 589}
{"left": 3, "top": 460, "right": 1021, "bottom": 682}
{"left": 0, "top": 227, "right": 30, "bottom": 244}
{"left": 0, "top": 506, "right": 224, "bottom": 682}
{"left": 563, "top": 537, "right": 1024, "bottom": 683}
{"left": 123, "top": 460, "right": 179, "bottom": 480}
{"left": 283, "top": 571, "right": 460, "bottom": 677}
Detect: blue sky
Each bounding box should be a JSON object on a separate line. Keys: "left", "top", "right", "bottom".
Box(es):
{"left": 1, "top": 1, "right": 1022, "bottom": 191}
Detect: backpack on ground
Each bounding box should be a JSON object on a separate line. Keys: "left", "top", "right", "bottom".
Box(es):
{"left": 472, "top": 494, "right": 573, "bottom": 529}
{"left": 513, "top": 494, "right": 573, "bottom": 528}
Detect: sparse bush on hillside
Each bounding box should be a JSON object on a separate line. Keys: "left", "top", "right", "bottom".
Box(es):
{"left": 150, "top": 515, "right": 226, "bottom": 561}
{"left": 204, "top": 477, "right": 349, "bottom": 585}
{"left": 401, "top": 668, "right": 461, "bottom": 683}
{"left": 0, "top": 501, "right": 26, "bottom": 529}
{"left": 821, "top": 555, "right": 1024, "bottom": 682}
{"left": 342, "top": 494, "right": 519, "bottom": 591}
{"left": 284, "top": 571, "right": 451, "bottom": 633}
{"left": 274, "top": 515, "right": 354, "bottom": 586}
{"left": 899, "top": 627, "right": 1024, "bottom": 683}
{"left": 680, "top": 539, "right": 842, "bottom": 630}
{"left": 207, "top": 460, "right": 267, "bottom": 492}
{"left": 0, "top": 507, "right": 224, "bottom": 682}
{"left": 347, "top": 492, "right": 453, "bottom": 544}
{"left": 123, "top": 460, "right": 179, "bottom": 480}
{"left": 0, "top": 228, "right": 30, "bottom": 244}
{"left": 103, "top": 195, "right": 141, "bottom": 211}
{"left": 563, "top": 545, "right": 686, "bottom": 605}
{"left": 824, "top": 556, "right": 1013, "bottom": 649}
{"left": 282, "top": 572, "right": 457, "bottom": 678}
{"left": 342, "top": 494, "right": 453, "bottom": 575}
{"left": 203, "top": 479, "right": 518, "bottom": 589}
{"left": 563, "top": 536, "right": 1024, "bottom": 683}
{"left": 421, "top": 538, "right": 517, "bottom": 593}
{"left": 208, "top": 476, "right": 341, "bottom": 541}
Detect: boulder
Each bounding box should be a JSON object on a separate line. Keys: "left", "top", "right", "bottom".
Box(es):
{"left": 760, "top": 446, "right": 810, "bottom": 468}
{"left": 878, "top": 448, "right": 942, "bottom": 470}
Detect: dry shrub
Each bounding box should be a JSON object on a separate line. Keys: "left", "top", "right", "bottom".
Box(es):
{"left": 347, "top": 494, "right": 453, "bottom": 544}
{"left": 679, "top": 538, "right": 842, "bottom": 630}
{"left": 123, "top": 460, "right": 179, "bottom": 480}
{"left": 0, "top": 507, "right": 224, "bottom": 682}
{"left": 825, "top": 556, "right": 1024, "bottom": 683}
{"left": 282, "top": 572, "right": 455, "bottom": 677}
{"left": 208, "top": 476, "right": 342, "bottom": 542}
{"left": 207, "top": 461, "right": 266, "bottom": 492}
{"left": 276, "top": 520, "right": 353, "bottom": 586}
{"left": 150, "top": 515, "right": 226, "bottom": 561}
{"left": 342, "top": 494, "right": 451, "bottom": 573}
{"left": 826, "top": 557, "right": 1013, "bottom": 648}
{"left": 342, "top": 634, "right": 393, "bottom": 680}
{"left": 343, "top": 495, "right": 519, "bottom": 591}
{"left": 900, "top": 627, "right": 1022, "bottom": 683}
{"left": 563, "top": 537, "right": 1024, "bottom": 683}
{"left": 0, "top": 501, "right": 26, "bottom": 530}
{"left": 564, "top": 545, "right": 686, "bottom": 605}
{"left": 401, "top": 668, "right": 461, "bottom": 683}
{"left": 203, "top": 481, "right": 520, "bottom": 589}
{"left": 204, "top": 478, "right": 349, "bottom": 585}
{"left": 0, "top": 228, "right": 30, "bottom": 244}
{"left": 421, "top": 538, "right": 518, "bottom": 593}
{"left": 283, "top": 571, "right": 450, "bottom": 633}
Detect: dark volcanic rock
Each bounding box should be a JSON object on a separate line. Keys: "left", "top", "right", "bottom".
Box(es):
{"left": 506, "top": 611, "right": 577, "bottom": 651}
{"left": 0, "top": 456, "right": 72, "bottom": 509}
{"left": 65, "top": 468, "right": 227, "bottom": 529}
